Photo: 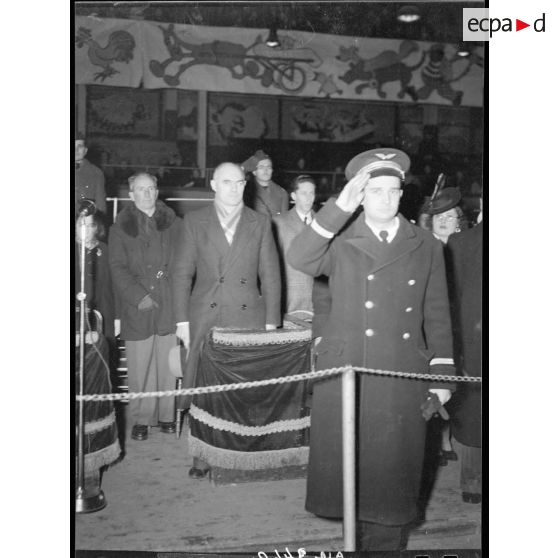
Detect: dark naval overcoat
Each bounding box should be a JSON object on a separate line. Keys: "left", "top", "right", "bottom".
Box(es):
{"left": 288, "top": 199, "right": 454, "bottom": 526}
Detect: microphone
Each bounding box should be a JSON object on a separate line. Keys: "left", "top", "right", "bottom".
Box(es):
{"left": 77, "top": 199, "right": 96, "bottom": 216}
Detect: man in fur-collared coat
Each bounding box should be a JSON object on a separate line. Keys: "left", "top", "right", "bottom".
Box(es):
{"left": 172, "top": 162, "right": 281, "bottom": 478}
{"left": 109, "top": 172, "right": 181, "bottom": 441}
{"left": 288, "top": 148, "right": 455, "bottom": 551}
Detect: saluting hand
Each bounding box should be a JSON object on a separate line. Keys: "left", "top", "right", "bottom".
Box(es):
{"left": 335, "top": 170, "right": 370, "bottom": 213}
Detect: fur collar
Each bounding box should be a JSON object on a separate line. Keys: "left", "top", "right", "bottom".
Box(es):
{"left": 117, "top": 200, "right": 175, "bottom": 238}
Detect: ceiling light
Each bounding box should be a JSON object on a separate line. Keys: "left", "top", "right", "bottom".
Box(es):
{"left": 266, "top": 27, "right": 280, "bottom": 48}
{"left": 456, "top": 43, "right": 471, "bottom": 57}
{"left": 397, "top": 5, "right": 421, "bottom": 24}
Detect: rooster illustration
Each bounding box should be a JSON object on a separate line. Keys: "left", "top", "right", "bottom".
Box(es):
{"left": 75, "top": 27, "right": 135, "bottom": 82}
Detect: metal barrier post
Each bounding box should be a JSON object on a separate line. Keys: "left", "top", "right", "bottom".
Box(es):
{"left": 342, "top": 367, "right": 356, "bottom": 551}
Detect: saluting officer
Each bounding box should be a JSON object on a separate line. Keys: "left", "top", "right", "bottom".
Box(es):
{"left": 288, "top": 148, "right": 455, "bottom": 551}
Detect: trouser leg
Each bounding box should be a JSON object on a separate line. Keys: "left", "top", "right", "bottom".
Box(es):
{"left": 357, "top": 521, "right": 404, "bottom": 551}
{"left": 457, "top": 440, "right": 482, "bottom": 494}
{"left": 125, "top": 337, "right": 158, "bottom": 427}
{"left": 154, "top": 334, "right": 177, "bottom": 423}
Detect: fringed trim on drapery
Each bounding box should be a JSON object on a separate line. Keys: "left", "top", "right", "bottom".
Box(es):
{"left": 79, "top": 411, "right": 117, "bottom": 435}
{"left": 212, "top": 321, "right": 311, "bottom": 346}
{"left": 189, "top": 435, "right": 309, "bottom": 470}
{"left": 82, "top": 439, "right": 121, "bottom": 473}
{"left": 190, "top": 404, "right": 310, "bottom": 436}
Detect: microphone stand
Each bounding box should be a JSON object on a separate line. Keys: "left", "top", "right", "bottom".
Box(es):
{"left": 76, "top": 213, "right": 106, "bottom": 513}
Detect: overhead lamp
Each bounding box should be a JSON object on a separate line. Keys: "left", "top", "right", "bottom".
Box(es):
{"left": 397, "top": 5, "right": 421, "bottom": 23}
{"left": 456, "top": 43, "right": 471, "bottom": 57}
{"left": 266, "top": 27, "right": 280, "bottom": 48}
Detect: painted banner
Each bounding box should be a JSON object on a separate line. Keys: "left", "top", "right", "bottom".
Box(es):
{"left": 282, "top": 99, "right": 395, "bottom": 143}
{"left": 75, "top": 17, "right": 484, "bottom": 107}
{"left": 208, "top": 94, "right": 279, "bottom": 145}
{"left": 75, "top": 17, "right": 144, "bottom": 87}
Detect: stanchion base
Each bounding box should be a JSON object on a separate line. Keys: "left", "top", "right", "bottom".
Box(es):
{"left": 76, "top": 488, "right": 107, "bottom": 514}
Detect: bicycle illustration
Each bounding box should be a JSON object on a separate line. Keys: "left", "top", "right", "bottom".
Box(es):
{"left": 148, "top": 24, "right": 322, "bottom": 94}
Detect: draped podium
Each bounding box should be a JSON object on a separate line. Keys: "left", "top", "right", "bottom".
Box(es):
{"left": 75, "top": 334, "right": 120, "bottom": 474}
{"left": 188, "top": 322, "right": 312, "bottom": 470}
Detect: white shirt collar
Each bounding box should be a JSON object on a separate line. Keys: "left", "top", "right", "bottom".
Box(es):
{"left": 295, "top": 209, "right": 312, "bottom": 224}
{"left": 366, "top": 216, "right": 400, "bottom": 243}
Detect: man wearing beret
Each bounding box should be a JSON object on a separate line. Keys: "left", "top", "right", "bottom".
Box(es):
{"left": 75, "top": 133, "right": 107, "bottom": 215}
{"left": 242, "top": 150, "right": 289, "bottom": 218}
{"left": 288, "top": 148, "right": 455, "bottom": 550}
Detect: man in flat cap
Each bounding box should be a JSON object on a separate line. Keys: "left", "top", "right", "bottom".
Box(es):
{"left": 242, "top": 150, "right": 289, "bottom": 218}
{"left": 75, "top": 133, "right": 107, "bottom": 215}
{"left": 288, "top": 148, "right": 455, "bottom": 550}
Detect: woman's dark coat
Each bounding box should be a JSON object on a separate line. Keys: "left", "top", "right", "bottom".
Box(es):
{"left": 447, "top": 222, "right": 483, "bottom": 447}
{"left": 288, "top": 199, "right": 455, "bottom": 526}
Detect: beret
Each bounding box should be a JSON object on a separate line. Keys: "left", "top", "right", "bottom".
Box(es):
{"left": 345, "top": 148, "right": 410, "bottom": 181}
{"left": 241, "top": 149, "right": 271, "bottom": 172}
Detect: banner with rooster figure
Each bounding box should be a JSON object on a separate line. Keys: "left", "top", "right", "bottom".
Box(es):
{"left": 76, "top": 17, "right": 484, "bottom": 107}
{"left": 75, "top": 17, "right": 143, "bottom": 86}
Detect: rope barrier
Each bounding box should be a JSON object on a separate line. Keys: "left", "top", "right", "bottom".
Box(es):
{"left": 76, "top": 364, "right": 481, "bottom": 402}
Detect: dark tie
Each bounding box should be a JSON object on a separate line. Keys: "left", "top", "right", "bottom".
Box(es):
{"left": 304, "top": 216, "right": 310, "bottom": 225}
{"left": 379, "top": 230, "right": 389, "bottom": 243}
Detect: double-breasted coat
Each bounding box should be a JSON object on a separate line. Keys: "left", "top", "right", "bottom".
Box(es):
{"left": 109, "top": 201, "right": 181, "bottom": 341}
{"left": 274, "top": 207, "right": 315, "bottom": 315}
{"left": 288, "top": 199, "right": 455, "bottom": 526}
{"left": 171, "top": 204, "right": 281, "bottom": 387}
{"left": 447, "top": 222, "right": 482, "bottom": 447}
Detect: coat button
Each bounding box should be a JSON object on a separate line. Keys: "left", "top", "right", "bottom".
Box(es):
{"left": 241, "top": 304, "right": 247, "bottom": 310}
{"left": 405, "top": 307, "right": 413, "bottom": 313}
{"left": 150, "top": 286, "right": 154, "bottom": 290}
{"left": 210, "top": 302, "right": 217, "bottom": 308}
{"left": 408, "top": 279, "right": 416, "bottom": 286}
{"left": 365, "top": 329, "right": 374, "bottom": 337}
{"left": 364, "top": 300, "right": 374, "bottom": 309}
{"left": 402, "top": 332, "right": 410, "bottom": 340}
{"left": 219, "top": 276, "right": 225, "bottom": 283}
{"left": 367, "top": 274, "right": 374, "bottom": 281}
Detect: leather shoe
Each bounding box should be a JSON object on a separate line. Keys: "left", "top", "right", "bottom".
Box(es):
{"left": 131, "top": 424, "right": 148, "bottom": 441}
{"left": 462, "top": 492, "right": 482, "bottom": 504}
{"left": 188, "top": 466, "right": 210, "bottom": 480}
{"left": 159, "top": 421, "right": 176, "bottom": 434}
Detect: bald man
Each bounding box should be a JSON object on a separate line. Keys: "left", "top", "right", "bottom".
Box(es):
{"left": 171, "top": 162, "right": 281, "bottom": 477}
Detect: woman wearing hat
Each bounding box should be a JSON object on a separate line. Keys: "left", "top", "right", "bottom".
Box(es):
{"left": 288, "top": 148, "right": 455, "bottom": 550}
{"left": 419, "top": 186, "right": 468, "bottom": 467}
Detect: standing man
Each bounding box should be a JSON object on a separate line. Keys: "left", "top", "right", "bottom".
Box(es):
{"left": 288, "top": 148, "right": 455, "bottom": 550}
{"left": 242, "top": 149, "right": 289, "bottom": 217}
{"left": 172, "top": 162, "right": 281, "bottom": 478}
{"left": 274, "top": 174, "right": 316, "bottom": 317}
{"left": 447, "top": 220, "right": 483, "bottom": 504}
{"left": 109, "top": 172, "right": 181, "bottom": 441}
{"left": 75, "top": 133, "right": 107, "bottom": 215}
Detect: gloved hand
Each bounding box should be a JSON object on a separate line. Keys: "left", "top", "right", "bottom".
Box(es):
{"left": 138, "top": 294, "right": 159, "bottom": 311}
{"left": 420, "top": 392, "right": 450, "bottom": 421}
